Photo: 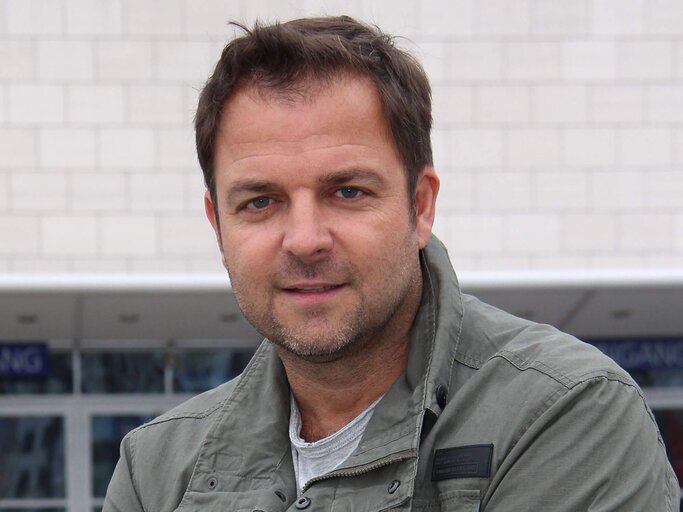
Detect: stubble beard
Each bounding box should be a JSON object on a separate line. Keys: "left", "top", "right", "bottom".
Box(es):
{"left": 228, "top": 248, "right": 421, "bottom": 364}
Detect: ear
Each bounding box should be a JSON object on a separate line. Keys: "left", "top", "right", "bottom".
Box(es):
{"left": 414, "top": 165, "right": 440, "bottom": 249}
{"left": 204, "top": 191, "right": 228, "bottom": 269}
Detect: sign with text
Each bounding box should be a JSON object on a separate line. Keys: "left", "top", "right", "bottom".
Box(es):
{"left": 0, "top": 343, "right": 49, "bottom": 378}
{"left": 591, "top": 339, "right": 683, "bottom": 371}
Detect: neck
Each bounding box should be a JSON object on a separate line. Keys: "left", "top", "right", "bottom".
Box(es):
{"left": 277, "top": 278, "right": 422, "bottom": 442}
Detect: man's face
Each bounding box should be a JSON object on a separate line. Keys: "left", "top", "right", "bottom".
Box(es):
{"left": 206, "top": 76, "right": 438, "bottom": 361}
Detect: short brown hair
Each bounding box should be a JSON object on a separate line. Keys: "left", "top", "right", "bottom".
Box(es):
{"left": 195, "top": 16, "right": 433, "bottom": 206}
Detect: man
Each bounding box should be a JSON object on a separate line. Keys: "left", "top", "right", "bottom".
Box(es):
{"left": 104, "top": 16, "right": 680, "bottom": 511}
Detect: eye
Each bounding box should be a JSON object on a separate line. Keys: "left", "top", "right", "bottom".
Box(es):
{"left": 245, "top": 197, "right": 272, "bottom": 210}
{"left": 336, "top": 187, "right": 363, "bottom": 199}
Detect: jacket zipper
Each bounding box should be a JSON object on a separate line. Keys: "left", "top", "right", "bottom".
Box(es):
{"left": 301, "top": 448, "right": 416, "bottom": 492}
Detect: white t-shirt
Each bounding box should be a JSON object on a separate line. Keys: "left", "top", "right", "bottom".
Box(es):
{"left": 289, "top": 394, "right": 382, "bottom": 495}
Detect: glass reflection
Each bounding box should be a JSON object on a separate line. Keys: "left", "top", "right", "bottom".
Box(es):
{"left": 91, "top": 414, "right": 156, "bottom": 498}
{"left": 174, "top": 349, "right": 255, "bottom": 393}
{"left": 0, "top": 416, "right": 65, "bottom": 498}
{"left": 81, "top": 351, "right": 164, "bottom": 394}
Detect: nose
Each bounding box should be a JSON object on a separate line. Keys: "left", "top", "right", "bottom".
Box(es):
{"left": 281, "top": 196, "right": 333, "bottom": 261}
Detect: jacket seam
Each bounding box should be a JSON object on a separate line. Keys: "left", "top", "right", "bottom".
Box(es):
{"left": 129, "top": 430, "right": 144, "bottom": 508}
{"left": 493, "top": 351, "right": 635, "bottom": 391}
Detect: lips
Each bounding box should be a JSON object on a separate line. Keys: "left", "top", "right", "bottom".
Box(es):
{"left": 287, "top": 285, "right": 341, "bottom": 293}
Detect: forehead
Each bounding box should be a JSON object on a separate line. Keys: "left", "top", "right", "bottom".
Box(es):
{"left": 214, "top": 76, "right": 398, "bottom": 169}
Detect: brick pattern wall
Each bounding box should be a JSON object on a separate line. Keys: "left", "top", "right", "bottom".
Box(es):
{"left": 1, "top": 0, "right": 682, "bottom": 273}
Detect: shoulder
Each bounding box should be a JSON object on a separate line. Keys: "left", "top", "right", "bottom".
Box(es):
{"left": 118, "top": 377, "right": 240, "bottom": 510}
{"left": 126, "top": 376, "right": 240, "bottom": 454}
{"left": 457, "top": 293, "right": 634, "bottom": 390}
{"left": 444, "top": 295, "right": 679, "bottom": 510}
{"left": 145, "top": 377, "right": 240, "bottom": 427}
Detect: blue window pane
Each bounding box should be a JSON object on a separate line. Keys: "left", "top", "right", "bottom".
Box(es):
{"left": 81, "top": 352, "right": 164, "bottom": 394}
{"left": 0, "top": 416, "right": 65, "bottom": 498}
{"left": 174, "top": 349, "right": 255, "bottom": 393}
{"left": 91, "top": 414, "right": 157, "bottom": 498}
{"left": 0, "top": 352, "right": 72, "bottom": 395}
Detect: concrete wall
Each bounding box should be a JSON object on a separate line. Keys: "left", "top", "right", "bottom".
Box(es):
{"left": 1, "top": 0, "right": 682, "bottom": 273}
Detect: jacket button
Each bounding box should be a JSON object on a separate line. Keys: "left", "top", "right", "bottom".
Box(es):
{"left": 207, "top": 475, "right": 218, "bottom": 490}
{"left": 388, "top": 479, "right": 400, "bottom": 494}
{"left": 274, "top": 490, "right": 287, "bottom": 502}
{"left": 295, "top": 496, "right": 311, "bottom": 509}
{"left": 436, "top": 385, "right": 448, "bottom": 408}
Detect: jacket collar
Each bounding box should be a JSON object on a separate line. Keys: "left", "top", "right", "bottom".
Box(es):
{"left": 187, "top": 235, "right": 464, "bottom": 495}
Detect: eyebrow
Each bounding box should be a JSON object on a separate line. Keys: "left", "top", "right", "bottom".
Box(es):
{"left": 225, "top": 180, "right": 275, "bottom": 206}
{"left": 317, "top": 168, "right": 386, "bottom": 188}
{"left": 225, "top": 168, "right": 387, "bottom": 205}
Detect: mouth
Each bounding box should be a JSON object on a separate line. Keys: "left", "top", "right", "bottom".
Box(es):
{"left": 280, "top": 283, "right": 347, "bottom": 305}
{"left": 286, "top": 284, "right": 343, "bottom": 293}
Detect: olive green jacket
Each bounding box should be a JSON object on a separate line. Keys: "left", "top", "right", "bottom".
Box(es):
{"left": 104, "top": 238, "right": 680, "bottom": 511}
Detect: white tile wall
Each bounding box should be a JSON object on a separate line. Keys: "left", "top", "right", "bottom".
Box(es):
{"left": 647, "top": 86, "right": 683, "bottom": 122}
{"left": 0, "top": 129, "right": 37, "bottom": 167}
{"left": 533, "top": 86, "right": 587, "bottom": 125}
{"left": 618, "top": 213, "right": 673, "bottom": 251}
{"left": 645, "top": 0, "right": 683, "bottom": 35}
{"left": 65, "top": 0, "right": 123, "bottom": 36}
{"left": 450, "top": 129, "right": 503, "bottom": 167}
{"left": 591, "top": 0, "right": 644, "bottom": 36}
{"left": 0, "top": 217, "right": 40, "bottom": 255}
{"left": 0, "top": 173, "right": 9, "bottom": 212}
{"left": 589, "top": 171, "right": 643, "bottom": 210}
{"left": 125, "top": 0, "right": 183, "bottom": 37}
{"left": 476, "top": 172, "right": 531, "bottom": 210}
{"left": 418, "top": 0, "right": 473, "bottom": 37}
{"left": 183, "top": 0, "right": 242, "bottom": 38}
{"left": 0, "top": 0, "right": 681, "bottom": 272}
{"left": 42, "top": 216, "right": 97, "bottom": 255}
{"left": 563, "top": 42, "right": 617, "bottom": 82}
{"left": 506, "top": 129, "right": 560, "bottom": 168}
{"left": 563, "top": 129, "right": 615, "bottom": 167}
{"left": 96, "top": 42, "right": 154, "bottom": 81}
{"left": 534, "top": 172, "right": 588, "bottom": 210}
{"left": 10, "top": 173, "right": 68, "bottom": 212}
{"left": 40, "top": 128, "right": 96, "bottom": 168}
{"left": 37, "top": 41, "right": 94, "bottom": 81}
{"left": 645, "top": 170, "right": 683, "bottom": 209}
{"left": 473, "top": 0, "right": 530, "bottom": 37}
{"left": 616, "top": 41, "right": 672, "bottom": 81}
{"left": 476, "top": 86, "right": 530, "bottom": 125}
{"left": 562, "top": 214, "right": 616, "bottom": 252}
{"left": 129, "top": 86, "right": 185, "bottom": 126}
{"left": 100, "top": 129, "right": 155, "bottom": 168}
{"left": 0, "top": 41, "right": 35, "bottom": 80}
{"left": 69, "top": 173, "right": 127, "bottom": 211}
{"left": 617, "top": 129, "right": 671, "bottom": 167}
{"left": 505, "top": 43, "right": 561, "bottom": 81}
{"left": 100, "top": 215, "right": 157, "bottom": 256}
{"left": 450, "top": 43, "right": 503, "bottom": 81}
{"left": 590, "top": 86, "right": 643, "bottom": 123}
{"left": 9, "top": 85, "right": 64, "bottom": 125}
{"left": 159, "top": 214, "right": 217, "bottom": 255}
{"left": 129, "top": 172, "right": 185, "bottom": 212}
{"left": 504, "top": 214, "right": 561, "bottom": 254}
{"left": 530, "top": 0, "right": 589, "bottom": 36}
{"left": 68, "top": 86, "right": 125, "bottom": 125}
{"left": 6, "top": 0, "right": 63, "bottom": 36}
